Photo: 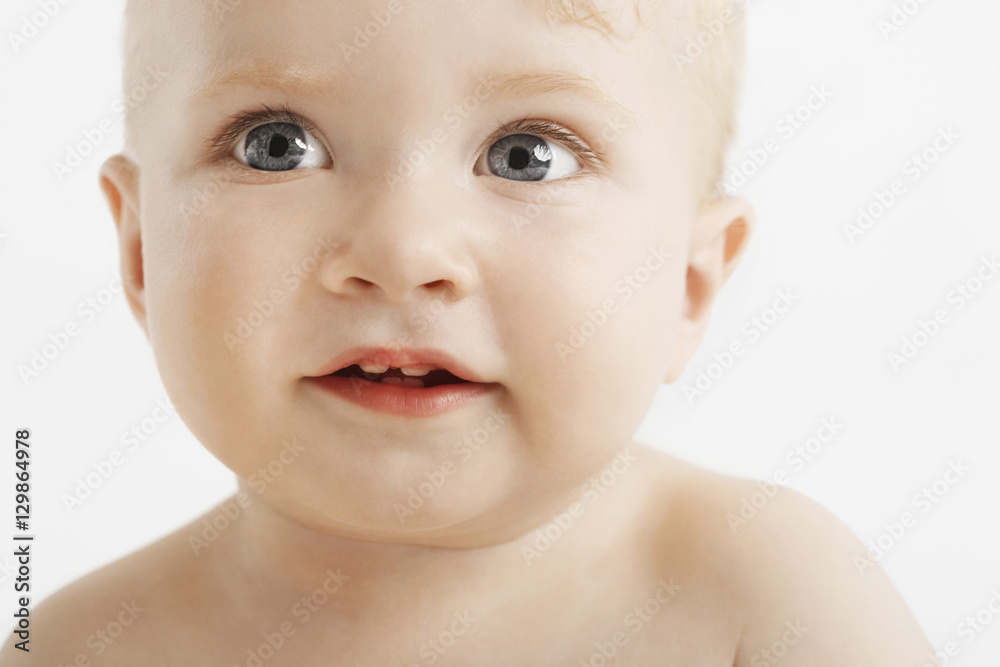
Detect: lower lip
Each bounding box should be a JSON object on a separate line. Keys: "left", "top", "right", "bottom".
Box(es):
{"left": 310, "top": 375, "right": 498, "bottom": 417}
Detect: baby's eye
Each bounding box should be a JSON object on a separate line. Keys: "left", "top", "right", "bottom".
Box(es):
{"left": 476, "top": 133, "right": 581, "bottom": 182}
{"left": 233, "top": 122, "right": 331, "bottom": 172}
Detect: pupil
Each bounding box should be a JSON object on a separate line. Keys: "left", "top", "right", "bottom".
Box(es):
{"left": 508, "top": 147, "right": 530, "bottom": 170}
{"left": 268, "top": 135, "right": 289, "bottom": 158}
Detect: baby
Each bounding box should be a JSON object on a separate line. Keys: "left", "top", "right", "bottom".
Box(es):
{"left": 6, "top": 0, "right": 939, "bottom": 665}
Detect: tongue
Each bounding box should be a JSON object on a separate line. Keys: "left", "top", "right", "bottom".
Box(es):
{"left": 379, "top": 374, "right": 426, "bottom": 388}
{"left": 373, "top": 367, "right": 423, "bottom": 387}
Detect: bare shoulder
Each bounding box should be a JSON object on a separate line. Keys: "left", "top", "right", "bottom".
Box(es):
{"left": 639, "top": 447, "right": 937, "bottom": 666}
{"left": 0, "top": 504, "right": 229, "bottom": 666}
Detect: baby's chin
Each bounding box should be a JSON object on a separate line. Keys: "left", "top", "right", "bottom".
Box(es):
{"left": 233, "top": 460, "right": 545, "bottom": 547}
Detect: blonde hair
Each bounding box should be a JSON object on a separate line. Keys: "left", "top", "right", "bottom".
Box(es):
{"left": 121, "top": 0, "right": 745, "bottom": 204}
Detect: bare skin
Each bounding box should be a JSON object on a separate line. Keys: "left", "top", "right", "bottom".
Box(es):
{"left": 3, "top": 0, "right": 938, "bottom": 664}
{"left": 7, "top": 445, "right": 934, "bottom": 665}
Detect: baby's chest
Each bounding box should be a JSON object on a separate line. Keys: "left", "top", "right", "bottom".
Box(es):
{"left": 136, "top": 604, "right": 740, "bottom": 667}
{"left": 437, "top": 593, "right": 742, "bottom": 667}
{"left": 134, "top": 570, "right": 743, "bottom": 666}
{"left": 564, "top": 604, "right": 739, "bottom": 667}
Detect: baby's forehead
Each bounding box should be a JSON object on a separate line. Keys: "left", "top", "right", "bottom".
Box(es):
{"left": 130, "top": 1, "right": 672, "bottom": 143}
{"left": 148, "top": 0, "right": 671, "bottom": 93}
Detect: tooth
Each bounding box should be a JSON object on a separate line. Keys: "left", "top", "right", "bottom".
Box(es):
{"left": 358, "top": 363, "right": 390, "bottom": 374}
{"left": 399, "top": 367, "right": 431, "bottom": 377}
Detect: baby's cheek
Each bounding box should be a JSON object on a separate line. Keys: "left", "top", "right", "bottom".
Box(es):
{"left": 140, "top": 186, "right": 298, "bottom": 461}
{"left": 155, "top": 180, "right": 310, "bottom": 331}
{"left": 499, "top": 238, "right": 677, "bottom": 457}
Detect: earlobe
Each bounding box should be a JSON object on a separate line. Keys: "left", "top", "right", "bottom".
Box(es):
{"left": 99, "top": 154, "right": 149, "bottom": 339}
{"left": 665, "top": 196, "right": 755, "bottom": 383}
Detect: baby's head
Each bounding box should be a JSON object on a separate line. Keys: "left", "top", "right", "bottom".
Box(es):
{"left": 102, "top": 0, "right": 753, "bottom": 545}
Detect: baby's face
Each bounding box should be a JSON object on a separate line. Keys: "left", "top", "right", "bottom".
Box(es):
{"left": 120, "top": 0, "right": 707, "bottom": 542}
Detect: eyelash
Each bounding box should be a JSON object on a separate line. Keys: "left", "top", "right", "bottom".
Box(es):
{"left": 480, "top": 115, "right": 602, "bottom": 172}
{"left": 204, "top": 103, "right": 603, "bottom": 175}
{"left": 204, "top": 103, "right": 320, "bottom": 163}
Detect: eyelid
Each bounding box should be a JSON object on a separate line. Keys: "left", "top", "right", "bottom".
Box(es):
{"left": 479, "top": 116, "right": 606, "bottom": 175}
{"left": 204, "top": 103, "right": 323, "bottom": 164}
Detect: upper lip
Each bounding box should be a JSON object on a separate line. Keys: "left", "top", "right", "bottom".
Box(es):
{"left": 311, "top": 346, "right": 489, "bottom": 384}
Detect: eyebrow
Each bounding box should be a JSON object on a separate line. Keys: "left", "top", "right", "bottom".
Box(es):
{"left": 481, "top": 70, "right": 636, "bottom": 121}
{"left": 190, "top": 62, "right": 637, "bottom": 122}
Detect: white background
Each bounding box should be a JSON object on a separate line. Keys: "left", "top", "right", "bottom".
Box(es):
{"left": 1, "top": 0, "right": 998, "bottom": 663}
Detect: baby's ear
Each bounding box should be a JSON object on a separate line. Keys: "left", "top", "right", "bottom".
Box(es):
{"left": 99, "top": 154, "right": 148, "bottom": 339}
{"left": 665, "top": 196, "right": 755, "bottom": 383}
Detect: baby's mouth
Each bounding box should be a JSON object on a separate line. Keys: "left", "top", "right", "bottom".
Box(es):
{"left": 328, "top": 364, "right": 470, "bottom": 389}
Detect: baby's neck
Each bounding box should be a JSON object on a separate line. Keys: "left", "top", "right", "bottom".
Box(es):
{"left": 213, "top": 446, "right": 661, "bottom": 650}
